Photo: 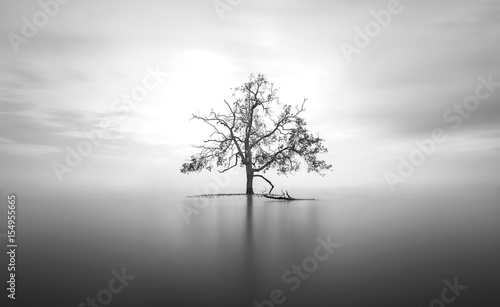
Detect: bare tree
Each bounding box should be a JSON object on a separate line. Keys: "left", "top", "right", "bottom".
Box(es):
{"left": 180, "top": 73, "right": 332, "bottom": 195}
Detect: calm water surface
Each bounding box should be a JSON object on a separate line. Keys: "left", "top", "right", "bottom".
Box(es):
{"left": 7, "top": 191, "right": 500, "bottom": 306}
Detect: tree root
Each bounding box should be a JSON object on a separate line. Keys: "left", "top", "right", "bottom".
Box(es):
{"left": 262, "top": 190, "right": 314, "bottom": 200}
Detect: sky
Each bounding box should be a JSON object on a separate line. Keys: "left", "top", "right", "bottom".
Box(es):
{"left": 0, "top": 0, "right": 499, "bottom": 197}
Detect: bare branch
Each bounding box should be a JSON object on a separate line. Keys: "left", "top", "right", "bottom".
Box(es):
{"left": 219, "top": 154, "right": 239, "bottom": 173}
{"left": 254, "top": 174, "right": 274, "bottom": 194}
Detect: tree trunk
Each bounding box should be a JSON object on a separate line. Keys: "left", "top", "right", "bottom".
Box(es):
{"left": 245, "top": 166, "right": 254, "bottom": 195}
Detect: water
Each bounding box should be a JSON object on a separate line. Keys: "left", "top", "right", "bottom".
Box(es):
{"left": 3, "top": 191, "right": 499, "bottom": 306}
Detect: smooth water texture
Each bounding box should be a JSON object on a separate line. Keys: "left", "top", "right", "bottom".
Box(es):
{"left": 6, "top": 191, "right": 500, "bottom": 306}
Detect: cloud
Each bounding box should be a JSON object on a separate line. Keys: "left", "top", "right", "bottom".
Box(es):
{"left": 1, "top": 0, "right": 498, "bottom": 189}
{"left": 0, "top": 97, "right": 177, "bottom": 161}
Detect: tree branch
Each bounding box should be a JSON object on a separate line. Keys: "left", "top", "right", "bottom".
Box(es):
{"left": 254, "top": 174, "right": 274, "bottom": 194}
{"left": 254, "top": 146, "right": 291, "bottom": 172}
{"left": 219, "top": 154, "right": 239, "bottom": 173}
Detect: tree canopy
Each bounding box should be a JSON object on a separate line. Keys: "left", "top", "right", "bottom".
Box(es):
{"left": 181, "top": 73, "right": 332, "bottom": 194}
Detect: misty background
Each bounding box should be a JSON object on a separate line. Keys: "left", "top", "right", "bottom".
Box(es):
{"left": 1, "top": 1, "right": 500, "bottom": 306}
{"left": 0, "top": 0, "right": 499, "bottom": 199}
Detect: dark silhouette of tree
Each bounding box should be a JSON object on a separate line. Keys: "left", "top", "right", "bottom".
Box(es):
{"left": 181, "top": 73, "right": 332, "bottom": 194}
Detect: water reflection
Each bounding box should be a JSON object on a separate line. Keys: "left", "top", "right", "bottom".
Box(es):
{"left": 176, "top": 195, "right": 338, "bottom": 306}
{"left": 12, "top": 193, "right": 500, "bottom": 306}
{"left": 168, "top": 195, "right": 500, "bottom": 306}
{"left": 243, "top": 195, "right": 255, "bottom": 299}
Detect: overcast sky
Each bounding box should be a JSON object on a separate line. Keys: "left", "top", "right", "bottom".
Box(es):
{"left": 1, "top": 0, "right": 499, "bottom": 196}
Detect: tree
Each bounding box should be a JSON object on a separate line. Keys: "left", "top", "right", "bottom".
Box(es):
{"left": 180, "top": 73, "right": 332, "bottom": 195}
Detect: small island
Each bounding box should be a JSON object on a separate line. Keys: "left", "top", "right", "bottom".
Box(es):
{"left": 180, "top": 73, "right": 332, "bottom": 199}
